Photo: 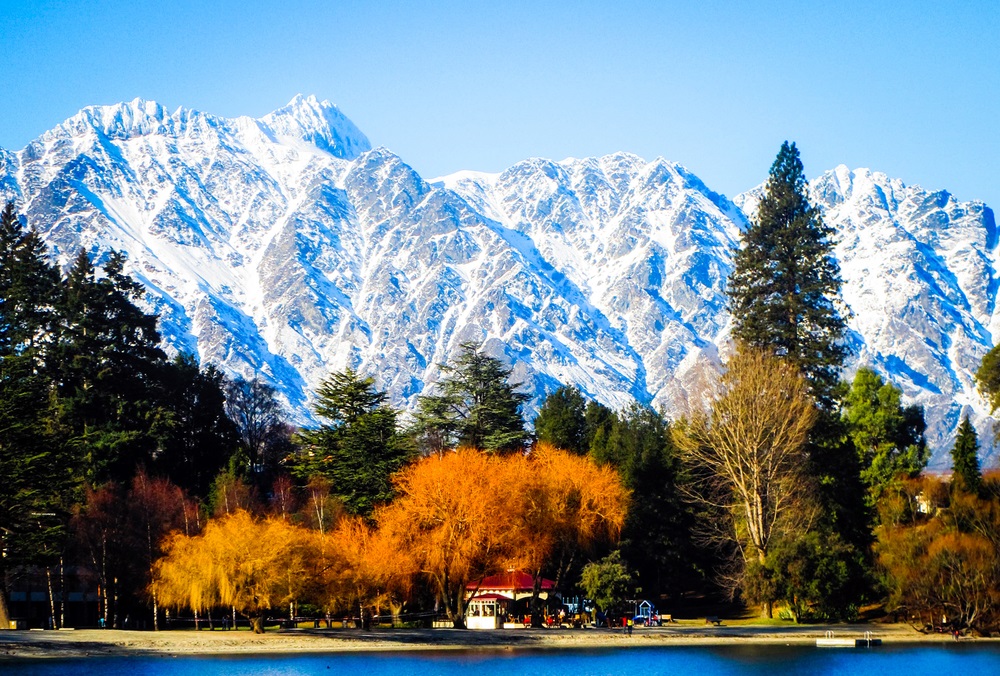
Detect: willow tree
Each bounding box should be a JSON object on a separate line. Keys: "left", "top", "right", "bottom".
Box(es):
{"left": 153, "top": 511, "right": 313, "bottom": 633}
{"left": 315, "top": 516, "right": 416, "bottom": 627}
{"left": 511, "top": 444, "right": 628, "bottom": 626}
{"left": 675, "top": 348, "right": 817, "bottom": 614}
{"left": 377, "top": 450, "right": 522, "bottom": 627}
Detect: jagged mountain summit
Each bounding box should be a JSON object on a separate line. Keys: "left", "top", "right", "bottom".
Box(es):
{"left": 0, "top": 96, "right": 996, "bottom": 467}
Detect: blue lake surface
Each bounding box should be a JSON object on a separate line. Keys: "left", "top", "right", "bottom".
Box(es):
{"left": 3, "top": 644, "right": 1000, "bottom": 676}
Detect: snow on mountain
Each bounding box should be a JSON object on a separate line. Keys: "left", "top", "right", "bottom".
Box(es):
{"left": 0, "top": 97, "right": 996, "bottom": 467}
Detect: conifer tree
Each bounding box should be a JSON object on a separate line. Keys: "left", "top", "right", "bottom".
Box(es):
{"left": 0, "top": 201, "right": 60, "bottom": 358}
{"left": 414, "top": 342, "right": 529, "bottom": 454}
{"left": 727, "top": 142, "right": 847, "bottom": 402}
{"left": 533, "top": 385, "right": 588, "bottom": 455}
{"left": 842, "top": 367, "right": 928, "bottom": 502}
{"left": 0, "top": 203, "right": 75, "bottom": 628}
{"left": 55, "top": 250, "right": 170, "bottom": 484}
{"left": 293, "top": 369, "right": 412, "bottom": 516}
{"left": 951, "top": 416, "right": 982, "bottom": 494}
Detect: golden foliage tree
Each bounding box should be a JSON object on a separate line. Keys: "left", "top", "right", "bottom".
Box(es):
{"left": 513, "top": 443, "right": 628, "bottom": 625}
{"left": 152, "top": 510, "right": 313, "bottom": 633}
{"left": 314, "top": 516, "right": 416, "bottom": 627}
{"left": 377, "top": 449, "right": 521, "bottom": 627}
{"left": 877, "top": 476, "right": 1000, "bottom": 633}
{"left": 378, "top": 446, "right": 628, "bottom": 628}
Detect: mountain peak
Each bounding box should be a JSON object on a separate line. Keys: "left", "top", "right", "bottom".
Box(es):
{"left": 44, "top": 98, "right": 173, "bottom": 142}
{"left": 258, "top": 94, "right": 371, "bottom": 160}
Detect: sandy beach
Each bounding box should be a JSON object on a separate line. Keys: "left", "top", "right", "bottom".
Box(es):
{"left": 0, "top": 622, "right": 991, "bottom": 659}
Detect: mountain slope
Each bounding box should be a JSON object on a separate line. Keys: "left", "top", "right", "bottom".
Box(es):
{"left": 1, "top": 97, "right": 996, "bottom": 466}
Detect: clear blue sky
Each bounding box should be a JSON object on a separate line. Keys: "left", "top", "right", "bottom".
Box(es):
{"left": 2, "top": 0, "right": 998, "bottom": 207}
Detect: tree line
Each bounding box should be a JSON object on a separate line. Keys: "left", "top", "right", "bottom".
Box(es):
{"left": 3, "top": 140, "right": 1000, "bottom": 635}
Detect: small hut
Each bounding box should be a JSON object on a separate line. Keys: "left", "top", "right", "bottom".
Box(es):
{"left": 465, "top": 593, "right": 511, "bottom": 629}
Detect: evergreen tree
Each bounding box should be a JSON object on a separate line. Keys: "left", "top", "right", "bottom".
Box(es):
{"left": 584, "top": 399, "right": 615, "bottom": 452}
{"left": 293, "top": 369, "right": 413, "bottom": 516}
{"left": 155, "top": 355, "right": 239, "bottom": 497}
{"left": 54, "top": 250, "right": 170, "bottom": 484}
{"left": 590, "top": 404, "right": 695, "bottom": 599}
{"left": 0, "top": 203, "right": 76, "bottom": 628}
{"left": 727, "top": 142, "right": 847, "bottom": 402}
{"left": 414, "top": 342, "right": 529, "bottom": 454}
{"left": 951, "top": 416, "right": 982, "bottom": 494}
{"left": 842, "top": 367, "right": 928, "bottom": 502}
{"left": 0, "top": 201, "right": 60, "bottom": 359}
{"left": 533, "top": 385, "right": 588, "bottom": 455}
{"left": 975, "top": 344, "right": 1000, "bottom": 413}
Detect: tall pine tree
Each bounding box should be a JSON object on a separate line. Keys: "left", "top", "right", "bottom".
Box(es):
{"left": 0, "top": 202, "right": 76, "bottom": 629}
{"left": 951, "top": 416, "right": 982, "bottom": 494}
{"left": 727, "top": 141, "right": 847, "bottom": 402}
{"left": 414, "top": 342, "right": 529, "bottom": 454}
{"left": 292, "top": 369, "right": 412, "bottom": 516}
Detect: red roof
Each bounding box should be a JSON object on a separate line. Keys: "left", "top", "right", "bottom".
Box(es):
{"left": 467, "top": 570, "right": 555, "bottom": 591}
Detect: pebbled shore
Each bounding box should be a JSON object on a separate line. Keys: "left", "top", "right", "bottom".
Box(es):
{"left": 0, "top": 623, "right": 992, "bottom": 659}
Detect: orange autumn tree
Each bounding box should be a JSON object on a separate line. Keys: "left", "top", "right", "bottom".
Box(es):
{"left": 152, "top": 510, "right": 314, "bottom": 633}
{"left": 314, "top": 516, "right": 416, "bottom": 627}
{"left": 514, "top": 443, "right": 628, "bottom": 626}
{"left": 379, "top": 446, "right": 629, "bottom": 628}
{"left": 378, "top": 449, "right": 523, "bottom": 628}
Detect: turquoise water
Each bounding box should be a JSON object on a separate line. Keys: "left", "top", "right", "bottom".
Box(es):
{"left": 2, "top": 645, "right": 1000, "bottom": 675}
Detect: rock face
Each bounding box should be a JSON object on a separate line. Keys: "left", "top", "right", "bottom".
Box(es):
{"left": 1, "top": 97, "right": 996, "bottom": 467}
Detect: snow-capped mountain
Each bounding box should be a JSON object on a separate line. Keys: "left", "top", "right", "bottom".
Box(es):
{"left": 0, "top": 96, "right": 995, "bottom": 467}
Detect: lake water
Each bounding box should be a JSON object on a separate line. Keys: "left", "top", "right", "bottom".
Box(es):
{"left": 3, "top": 644, "right": 1000, "bottom": 675}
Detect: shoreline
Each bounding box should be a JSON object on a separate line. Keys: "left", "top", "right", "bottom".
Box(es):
{"left": 2, "top": 623, "right": 996, "bottom": 660}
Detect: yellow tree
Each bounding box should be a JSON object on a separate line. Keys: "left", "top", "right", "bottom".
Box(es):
{"left": 378, "top": 449, "right": 521, "bottom": 627}
{"left": 152, "top": 510, "right": 314, "bottom": 633}
{"left": 315, "top": 517, "right": 416, "bottom": 627}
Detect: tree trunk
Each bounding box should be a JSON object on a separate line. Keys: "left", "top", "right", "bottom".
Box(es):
{"left": 151, "top": 585, "right": 159, "bottom": 631}
{"left": 59, "top": 558, "right": 65, "bottom": 630}
{"left": 0, "top": 586, "right": 10, "bottom": 630}
{"left": 530, "top": 572, "right": 544, "bottom": 628}
{"left": 46, "top": 566, "right": 58, "bottom": 629}
{"left": 249, "top": 615, "right": 265, "bottom": 634}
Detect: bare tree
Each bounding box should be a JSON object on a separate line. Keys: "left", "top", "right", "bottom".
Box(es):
{"left": 675, "top": 347, "right": 817, "bottom": 606}
{"left": 224, "top": 376, "right": 283, "bottom": 472}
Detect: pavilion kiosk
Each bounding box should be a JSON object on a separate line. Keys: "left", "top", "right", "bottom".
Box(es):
{"left": 465, "top": 593, "right": 511, "bottom": 629}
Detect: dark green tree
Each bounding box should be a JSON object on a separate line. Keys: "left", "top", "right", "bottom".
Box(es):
{"left": 584, "top": 400, "right": 615, "bottom": 451}
{"left": 580, "top": 550, "right": 635, "bottom": 622}
{"left": 0, "top": 203, "right": 76, "bottom": 628}
{"left": 975, "top": 344, "right": 1000, "bottom": 413}
{"left": 727, "top": 141, "right": 847, "bottom": 403}
{"left": 842, "top": 367, "right": 928, "bottom": 503}
{"left": 533, "top": 385, "right": 588, "bottom": 454}
{"left": 414, "top": 342, "right": 529, "bottom": 454}
{"left": 590, "top": 404, "right": 696, "bottom": 599}
{"left": 155, "top": 354, "right": 239, "bottom": 497}
{"left": 745, "top": 530, "right": 863, "bottom": 623}
{"left": 0, "top": 201, "right": 60, "bottom": 357}
{"left": 54, "top": 250, "right": 170, "bottom": 485}
{"left": 951, "top": 416, "right": 982, "bottom": 495}
{"left": 293, "top": 369, "right": 413, "bottom": 517}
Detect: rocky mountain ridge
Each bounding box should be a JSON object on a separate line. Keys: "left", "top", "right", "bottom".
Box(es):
{"left": 1, "top": 96, "right": 996, "bottom": 467}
